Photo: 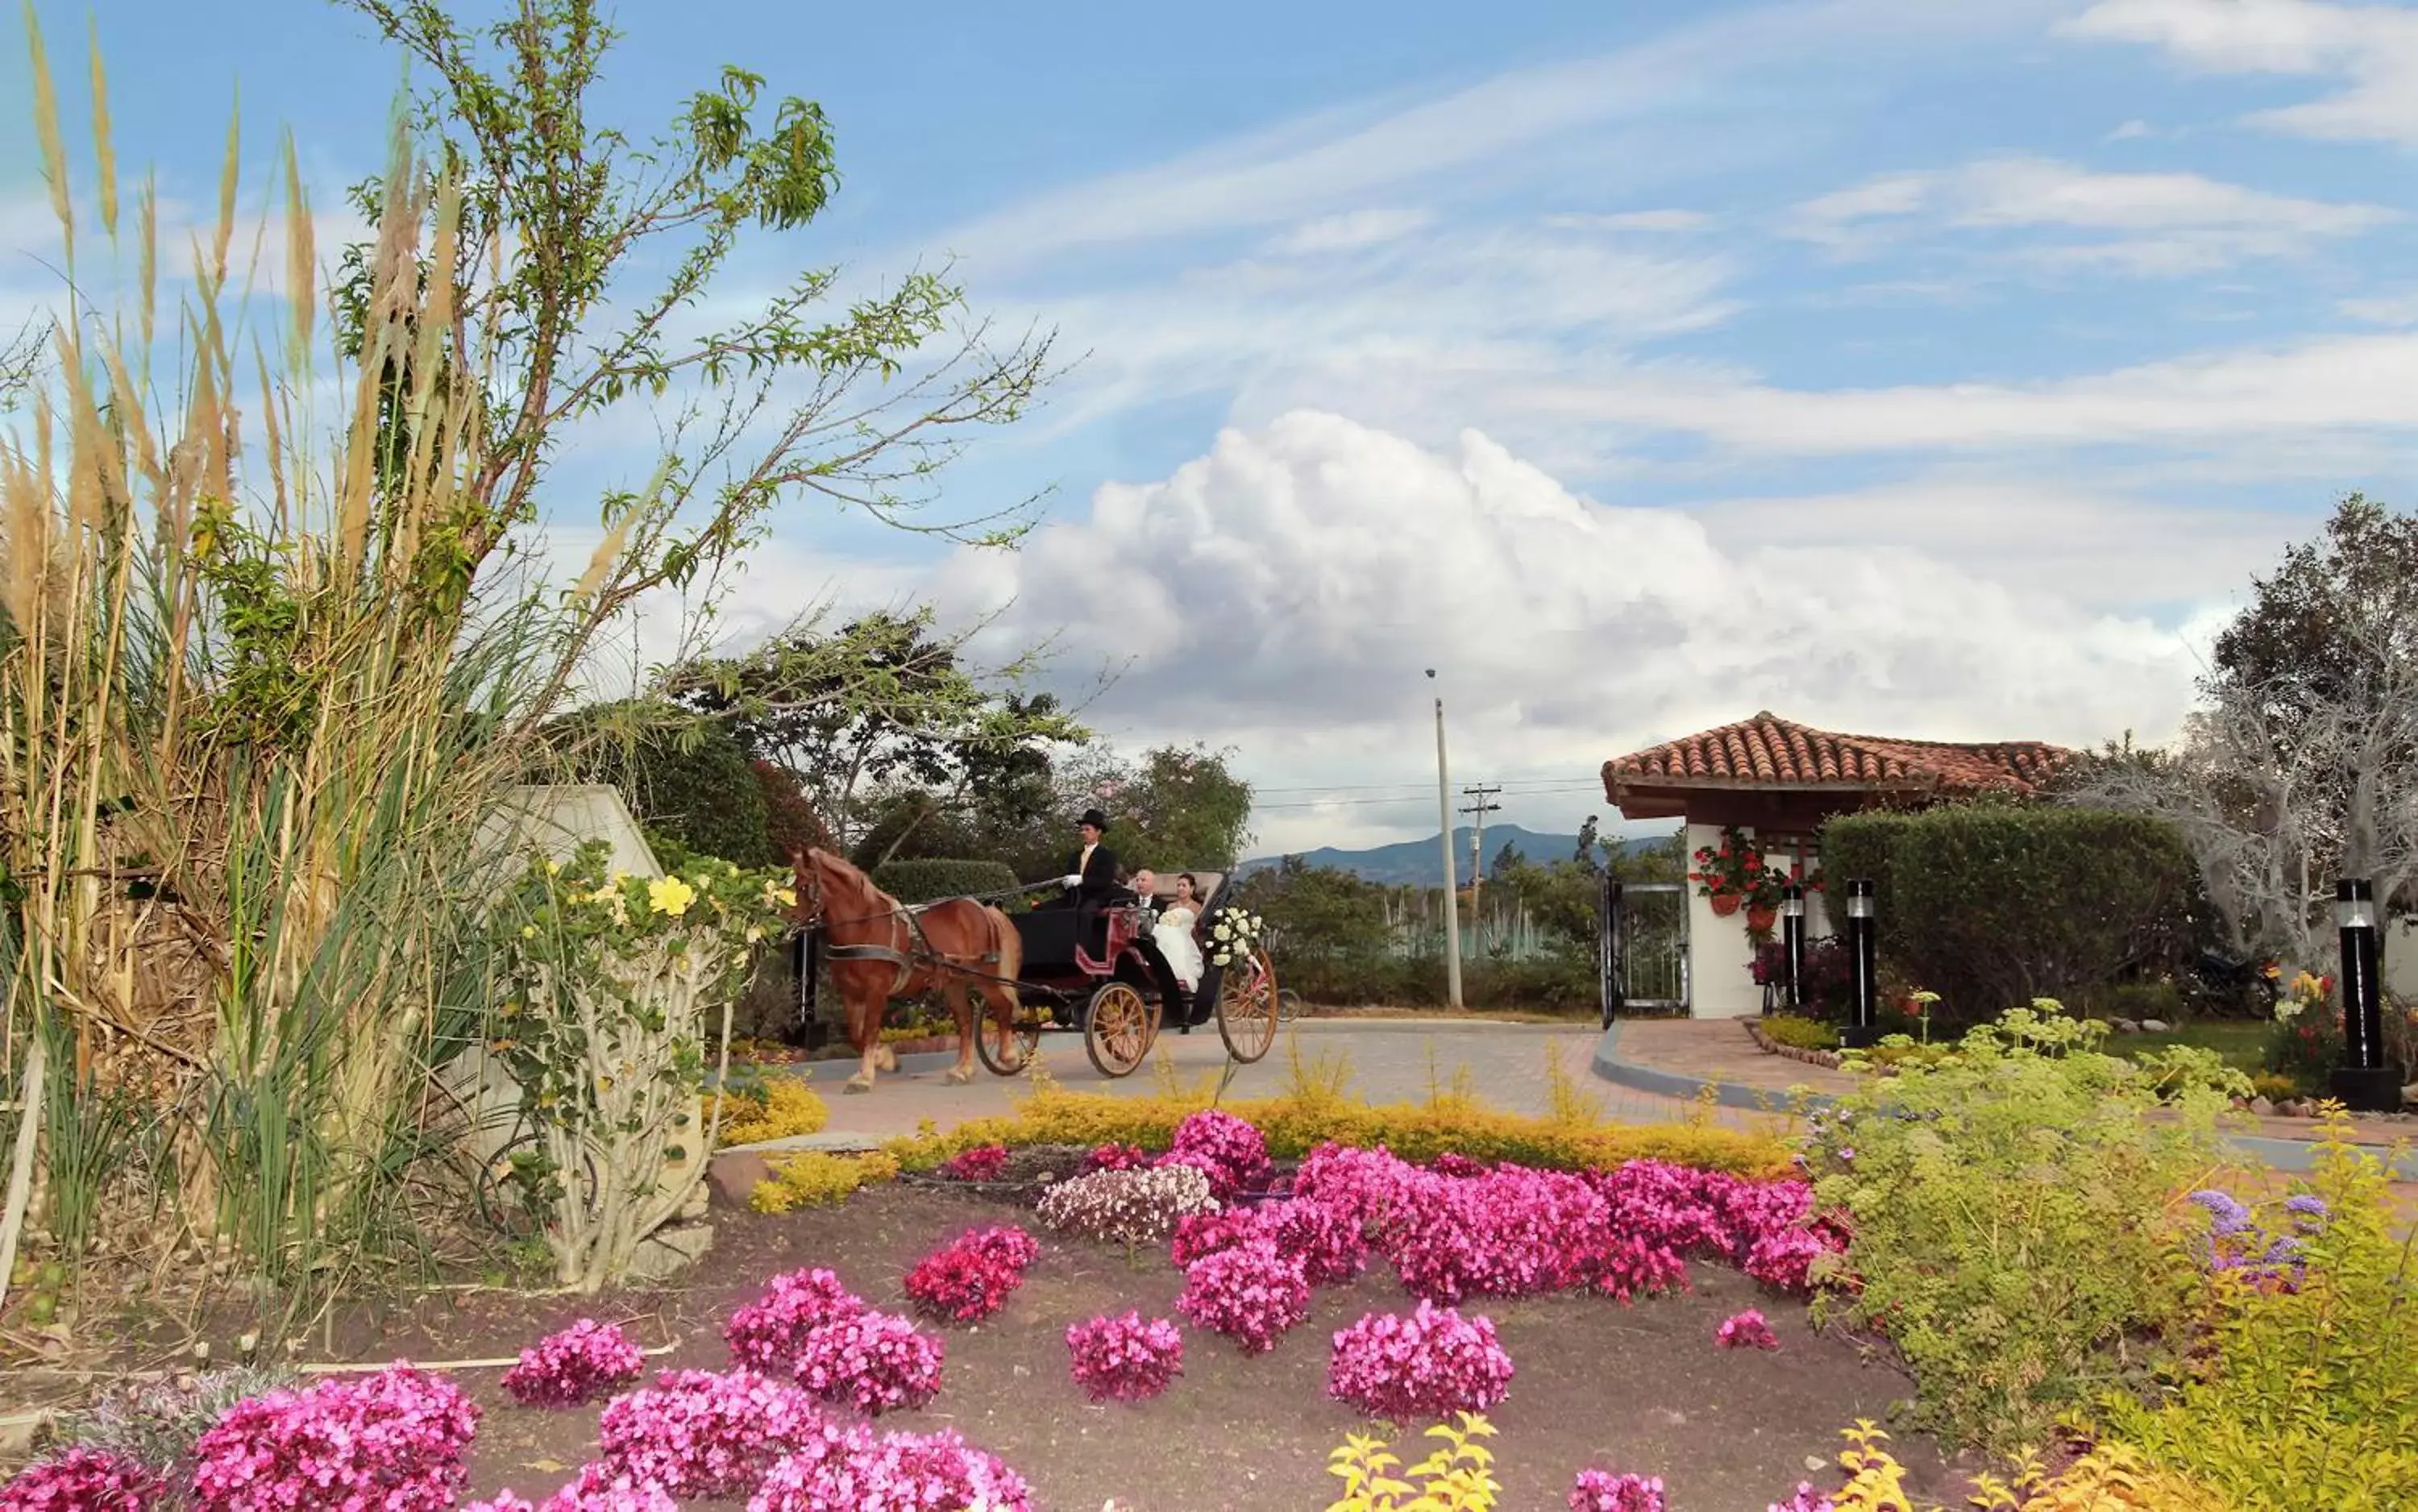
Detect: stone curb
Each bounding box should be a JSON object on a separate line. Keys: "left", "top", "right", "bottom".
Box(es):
{"left": 1589, "top": 1024, "right": 2418, "bottom": 1179}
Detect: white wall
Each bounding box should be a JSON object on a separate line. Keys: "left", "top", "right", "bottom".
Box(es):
{"left": 2391, "top": 920, "right": 2418, "bottom": 1002}
{"left": 1684, "top": 821, "right": 1827, "bottom": 1020}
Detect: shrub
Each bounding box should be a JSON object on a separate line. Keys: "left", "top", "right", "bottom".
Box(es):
{"left": 1567, "top": 1469, "right": 1666, "bottom": 1512}
{"left": 188, "top": 1365, "right": 480, "bottom": 1512}
{"left": 750, "top": 1425, "right": 1032, "bottom": 1512}
{"left": 1178, "top": 1239, "right": 1311, "bottom": 1356}
{"left": 2246, "top": 1070, "right": 2302, "bottom": 1103}
{"left": 1819, "top": 805, "right": 2198, "bottom": 1021}
{"left": 1327, "top": 1414, "right": 1500, "bottom": 1512}
{"left": 903, "top": 1227, "right": 1042, "bottom": 1323}
{"left": 1034, "top": 1164, "right": 1219, "bottom": 1248}
{"left": 1749, "top": 937, "right": 1854, "bottom": 1020}
{"left": 2103, "top": 980, "right": 2187, "bottom": 1023}
{"left": 502, "top": 1320, "right": 649, "bottom": 1408}
{"left": 871, "top": 858, "right": 1020, "bottom": 904}
{"left": 2096, "top": 1115, "right": 2418, "bottom": 1512}
{"left": 750, "top": 1151, "right": 899, "bottom": 1213}
{"left": 1327, "top": 1302, "right": 1516, "bottom": 1422}
{"left": 1758, "top": 1015, "right": 1838, "bottom": 1052}
{"left": 1713, "top": 1310, "right": 1778, "bottom": 1351}
{"left": 939, "top": 1144, "right": 1010, "bottom": 1182}
{"left": 791, "top": 1309, "right": 945, "bottom": 1414}
{"left": 596, "top": 1369, "right": 821, "bottom": 1500}
{"left": 1160, "top": 1107, "right": 1272, "bottom": 1198}
{"left": 469, "top": 1462, "right": 678, "bottom": 1512}
{"left": 2262, "top": 1002, "right": 2418, "bottom": 1096}
{"left": 1065, "top": 1312, "right": 1186, "bottom": 1403}
{"left": 575, "top": 711, "right": 778, "bottom": 867}
{"left": 712, "top": 1077, "right": 829, "bottom": 1147}
{"left": 0, "top": 1448, "right": 166, "bottom": 1512}
{"left": 1805, "top": 1004, "right": 2227, "bottom": 1452}
{"left": 725, "top": 1268, "right": 866, "bottom": 1374}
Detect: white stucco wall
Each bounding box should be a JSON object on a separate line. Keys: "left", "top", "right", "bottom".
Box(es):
{"left": 1684, "top": 821, "right": 1827, "bottom": 1020}
{"left": 2391, "top": 920, "right": 2417, "bottom": 1002}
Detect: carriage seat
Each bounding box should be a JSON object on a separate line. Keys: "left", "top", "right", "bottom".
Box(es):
{"left": 1008, "top": 905, "right": 1111, "bottom": 967}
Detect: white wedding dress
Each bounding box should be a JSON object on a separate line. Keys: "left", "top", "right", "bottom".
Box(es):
{"left": 1153, "top": 905, "right": 1204, "bottom": 991}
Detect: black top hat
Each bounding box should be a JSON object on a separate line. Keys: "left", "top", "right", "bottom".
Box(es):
{"left": 1078, "top": 808, "right": 1111, "bottom": 833}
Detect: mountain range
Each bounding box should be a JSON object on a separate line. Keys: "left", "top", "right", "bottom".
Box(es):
{"left": 1236, "top": 825, "right": 1666, "bottom": 887}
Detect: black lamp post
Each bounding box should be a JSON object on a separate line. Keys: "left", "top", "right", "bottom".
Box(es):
{"left": 1780, "top": 883, "right": 1808, "bottom": 1015}
{"left": 1842, "top": 878, "right": 1881, "bottom": 1049}
{"left": 2332, "top": 879, "right": 2403, "bottom": 1112}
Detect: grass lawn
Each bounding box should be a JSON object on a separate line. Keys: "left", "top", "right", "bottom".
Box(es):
{"left": 2108, "top": 1020, "right": 2272, "bottom": 1072}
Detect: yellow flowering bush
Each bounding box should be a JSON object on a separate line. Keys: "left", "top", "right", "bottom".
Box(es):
{"left": 711, "top": 1075, "right": 829, "bottom": 1146}
{"left": 492, "top": 841, "right": 793, "bottom": 1289}
{"left": 1327, "top": 1414, "right": 1500, "bottom": 1512}
{"left": 750, "top": 1151, "right": 901, "bottom": 1213}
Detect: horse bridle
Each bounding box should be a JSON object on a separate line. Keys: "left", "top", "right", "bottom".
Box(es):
{"left": 794, "top": 854, "right": 941, "bottom": 997}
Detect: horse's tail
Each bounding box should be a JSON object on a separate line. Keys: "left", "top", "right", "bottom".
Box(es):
{"left": 988, "top": 905, "right": 1022, "bottom": 1007}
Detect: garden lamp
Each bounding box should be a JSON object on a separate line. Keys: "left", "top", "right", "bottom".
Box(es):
{"left": 1780, "top": 883, "right": 1807, "bottom": 1015}
{"left": 2333, "top": 878, "right": 2401, "bottom": 1112}
{"left": 1842, "top": 879, "right": 1880, "bottom": 1049}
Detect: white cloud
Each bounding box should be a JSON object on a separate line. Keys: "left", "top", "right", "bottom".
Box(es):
{"left": 2064, "top": 0, "right": 2418, "bottom": 144}
{"left": 2105, "top": 118, "right": 2155, "bottom": 140}
{"left": 1266, "top": 208, "right": 1434, "bottom": 255}
{"left": 2339, "top": 290, "right": 2418, "bottom": 326}
{"left": 1548, "top": 209, "right": 1713, "bottom": 233}
{"left": 927, "top": 413, "right": 2207, "bottom": 851}
{"left": 1788, "top": 155, "right": 2395, "bottom": 271}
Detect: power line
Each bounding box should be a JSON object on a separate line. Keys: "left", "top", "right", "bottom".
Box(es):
{"left": 1253, "top": 782, "right": 1601, "bottom": 811}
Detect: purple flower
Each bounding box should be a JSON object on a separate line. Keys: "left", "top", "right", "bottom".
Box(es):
{"left": 189, "top": 1365, "right": 480, "bottom": 1512}
{"left": 0, "top": 1447, "right": 167, "bottom": 1512}
{"left": 1177, "top": 1239, "right": 1310, "bottom": 1356}
{"left": 501, "top": 1319, "right": 648, "bottom": 1409}
{"left": 1327, "top": 1302, "right": 1514, "bottom": 1421}
{"left": 596, "top": 1369, "right": 822, "bottom": 1500}
{"left": 1066, "top": 1312, "right": 1185, "bottom": 1403}
{"left": 1569, "top": 1468, "right": 1668, "bottom": 1511}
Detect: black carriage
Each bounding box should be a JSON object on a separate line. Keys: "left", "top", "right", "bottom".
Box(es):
{"left": 978, "top": 870, "right": 1281, "bottom": 1078}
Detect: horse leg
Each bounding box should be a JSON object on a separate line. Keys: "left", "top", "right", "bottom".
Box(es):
{"left": 843, "top": 979, "right": 882, "bottom": 1094}
{"left": 941, "top": 979, "right": 978, "bottom": 1085}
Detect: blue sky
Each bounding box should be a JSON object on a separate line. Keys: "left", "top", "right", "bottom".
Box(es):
{"left": 10, "top": 0, "right": 2418, "bottom": 854}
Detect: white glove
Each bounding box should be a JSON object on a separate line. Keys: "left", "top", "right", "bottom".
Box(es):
{"left": 1062, "top": 874, "right": 1083, "bottom": 887}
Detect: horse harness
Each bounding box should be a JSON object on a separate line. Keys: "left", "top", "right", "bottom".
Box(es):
{"left": 808, "top": 885, "right": 1004, "bottom": 998}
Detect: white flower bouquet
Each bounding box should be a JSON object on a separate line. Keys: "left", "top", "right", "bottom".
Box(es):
{"left": 1208, "top": 909, "right": 1265, "bottom": 970}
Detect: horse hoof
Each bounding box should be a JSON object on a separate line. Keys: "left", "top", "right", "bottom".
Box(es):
{"left": 876, "top": 1046, "right": 899, "bottom": 1073}
{"left": 844, "top": 1074, "right": 874, "bottom": 1095}
{"left": 943, "top": 1065, "right": 974, "bottom": 1086}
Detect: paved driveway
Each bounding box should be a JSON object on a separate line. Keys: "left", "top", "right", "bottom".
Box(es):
{"left": 757, "top": 1019, "right": 1745, "bottom": 1147}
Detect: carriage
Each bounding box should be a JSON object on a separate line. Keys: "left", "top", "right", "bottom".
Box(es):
{"left": 976, "top": 870, "right": 1282, "bottom": 1079}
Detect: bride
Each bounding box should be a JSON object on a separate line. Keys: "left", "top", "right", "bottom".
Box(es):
{"left": 1150, "top": 872, "right": 1207, "bottom": 991}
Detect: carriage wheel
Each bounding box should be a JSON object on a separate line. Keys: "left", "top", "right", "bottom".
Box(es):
{"left": 975, "top": 1001, "right": 1044, "bottom": 1078}
{"left": 1215, "top": 949, "right": 1281, "bottom": 1064}
{"left": 1082, "top": 982, "right": 1155, "bottom": 1078}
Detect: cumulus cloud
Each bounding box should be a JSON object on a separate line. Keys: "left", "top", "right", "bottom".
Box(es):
{"left": 1787, "top": 155, "right": 2395, "bottom": 271}
{"left": 2064, "top": 0, "right": 2418, "bottom": 145}
{"left": 926, "top": 413, "right": 2208, "bottom": 849}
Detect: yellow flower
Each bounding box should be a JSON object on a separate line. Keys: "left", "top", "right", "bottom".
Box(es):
{"left": 647, "top": 876, "right": 697, "bottom": 917}
{"left": 520, "top": 924, "right": 536, "bottom": 939}
{"left": 772, "top": 885, "right": 798, "bottom": 909}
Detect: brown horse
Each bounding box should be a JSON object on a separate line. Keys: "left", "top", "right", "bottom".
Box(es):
{"left": 791, "top": 848, "right": 1024, "bottom": 1093}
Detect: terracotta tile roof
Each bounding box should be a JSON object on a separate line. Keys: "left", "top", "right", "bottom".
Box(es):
{"left": 1602, "top": 711, "right": 2072, "bottom": 804}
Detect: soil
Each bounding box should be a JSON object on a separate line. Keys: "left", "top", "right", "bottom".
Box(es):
{"left": 278, "top": 1178, "right": 1963, "bottom": 1512}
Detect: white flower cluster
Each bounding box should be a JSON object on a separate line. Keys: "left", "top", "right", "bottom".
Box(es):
{"left": 1208, "top": 910, "right": 1265, "bottom": 970}
{"left": 1033, "top": 1164, "right": 1219, "bottom": 1248}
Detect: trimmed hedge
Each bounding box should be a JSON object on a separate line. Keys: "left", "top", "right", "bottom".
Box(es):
{"left": 1818, "top": 804, "right": 2196, "bottom": 1020}
{"left": 873, "top": 858, "right": 1022, "bottom": 904}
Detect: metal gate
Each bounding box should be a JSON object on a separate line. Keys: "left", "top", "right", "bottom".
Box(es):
{"left": 1600, "top": 877, "right": 1689, "bottom": 1026}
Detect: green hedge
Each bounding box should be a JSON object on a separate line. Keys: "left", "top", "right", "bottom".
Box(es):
{"left": 1818, "top": 804, "right": 2196, "bottom": 1020}
{"left": 873, "top": 858, "right": 1021, "bottom": 904}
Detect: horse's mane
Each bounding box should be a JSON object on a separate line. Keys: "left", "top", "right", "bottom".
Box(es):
{"left": 802, "top": 848, "right": 895, "bottom": 915}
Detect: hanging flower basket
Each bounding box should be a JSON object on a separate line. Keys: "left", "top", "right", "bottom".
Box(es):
{"left": 1710, "top": 893, "right": 1743, "bottom": 917}
{"left": 1744, "top": 904, "right": 1777, "bottom": 934}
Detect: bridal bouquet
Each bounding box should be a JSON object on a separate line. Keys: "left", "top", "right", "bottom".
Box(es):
{"left": 1209, "top": 909, "right": 1264, "bottom": 969}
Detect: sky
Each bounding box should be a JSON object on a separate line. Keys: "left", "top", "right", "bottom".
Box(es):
{"left": 8, "top": 0, "right": 2418, "bottom": 856}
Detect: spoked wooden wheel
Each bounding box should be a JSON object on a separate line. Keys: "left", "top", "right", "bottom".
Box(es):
{"left": 1083, "top": 981, "right": 1155, "bottom": 1078}
{"left": 975, "top": 1003, "right": 1044, "bottom": 1077}
{"left": 1216, "top": 949, "right": 1281, "bottom": 1064}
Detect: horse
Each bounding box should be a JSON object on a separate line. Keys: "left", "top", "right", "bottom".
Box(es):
{"left": 791, "top": 848, "right": 1024, "bottom": 1094}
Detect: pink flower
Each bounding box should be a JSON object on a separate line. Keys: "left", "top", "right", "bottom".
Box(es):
{"left": 1714, "top": 1310, "right": 1780, "bottom": 1351}
{"left": 468, "top": 1462, "right": 678, "bottom": 1511}
{"left": 1170, "top": 1208, "right": 1268, "bottom": 1268}
{"left": 1327, "top": 1302, "right": 1514, "bottom": 1422}
{"left": 501, "top": 1319, "right": 648, "bottom": 1408}
{"left": 1570, "top": 1468, "right": 1668, "bottom": 1511}
{"left": 939, "top": 1146, "right": 1009, "bottom": 1182}
{"left": 750, "top": 1425, "right": 1032, "bottom": 1512}
{"left": 1065, "top": 1312, "right": 1185, "bottom": 1403}
{"left": 725, "top": 1268, "right": 866, "bottom": 1375}
{"left": 0, "top": 1448, "right": 166, "bottom": 1512}
{"left": 1177, "top": 1239, "right": 1309, "bottom": 1356}
{"left": 1158, "top": 1108, "right": 1270, "bottom": 1198}
{"left": 189, "top": 1365, "right": 480, "bottom": 1512}
{"left": 791, "top": 1310, "right": 945, "bottom": 1414}
{"left": 596, "top": 1369, "right": 823, "bottom": 1500}
{"left": 1085, "top": 1143, "right": 1150, "bottom": 1173}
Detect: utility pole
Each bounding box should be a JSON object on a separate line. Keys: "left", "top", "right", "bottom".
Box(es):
{"left": 1426, "top": 671, "right": 1462, "bottom": 1008}
{"left": 1461, "top": 784, "right": 1501, "bottom": 953}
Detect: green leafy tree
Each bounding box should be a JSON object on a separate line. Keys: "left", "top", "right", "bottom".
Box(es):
{"left": 2210, "top": 493, "right": 2418, "bottom": 716}
{"left": 1091, "top": 744, "right": 1255, "bottom": 870}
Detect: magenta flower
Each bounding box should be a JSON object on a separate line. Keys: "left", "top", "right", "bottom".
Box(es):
{"left": 188, "top": 1364, "right": 480, "bottom": 1512}
{"left": 725, "top": 1268, "right": 866, "bottom": 1374}
{"left": 1159, "top": 1108, "right": 1271, "bottom": 1198}
{"left": 467, "top": 1461, "right": 679, "bottom": 1511}
{"left": 1570, "top": 1468, "right": 1668, "bottom": 1511}
{"left": 1086, "top": 1142, "right": 1151, "bottom": 1172}
{"left": 501, "top": 1319, "right": 648, "bottom": 1408}
{"left": 0, "top": 1447, "right": 167, "bottom": 1512}
{"left": 1327, "top": 1302, "right": 1514, "bottom": 1422}
{"left": 904, "top": 1226, "right": 1041, "bottom": 1324}
{"left": 1714, "top": 1310, "right": 1780, "bottom": 1351}
{"left": 791, "top": 1309, "right": 945, "bottom": 1414}
{"left": 1177, "top": 1238, "right": 1310, "bottom": 1356}
{"left": 750, "top": 1425, "right": 1032, "bottom": 1511}
{"left": 939, "top": 1145, "right": 1009, "bottom": 1182}
{"left": 1066, "top": 1311, "right": 1186, "bottom": 1403}
{"left": 596, "top": 1369, "right": 824, "bottom": 1500}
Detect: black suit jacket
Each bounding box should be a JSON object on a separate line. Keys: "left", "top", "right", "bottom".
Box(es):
{"left": 1063, "top": 843, "right": 1120, "bottom": 908}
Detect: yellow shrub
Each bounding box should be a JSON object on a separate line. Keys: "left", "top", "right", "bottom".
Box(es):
{"left": 749, "top": 1150, "right": 899, "bottom": 1213}
{"left": 1812, "top": 1424, "right": 2232, "bottom": 1512}
{"left": 712, "top": 1075, "right": 830, "bottom": 1146}
{"left": 1327, "top": 1414, "right": 1500, "bottom": 1512}
{"left": 879, "top": 1086, "right": 1793, "bottom": 1180}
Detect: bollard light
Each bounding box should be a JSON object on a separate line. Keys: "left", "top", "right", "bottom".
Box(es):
{"left": 2332, "top": 879, "right": 2403, "bottom": 1112}
{"left": 1780, "top": 883, "right": 1808, "bottom": 1016}
{"left": 1842, "top": 879, "right": 1880, "bottom": 1049}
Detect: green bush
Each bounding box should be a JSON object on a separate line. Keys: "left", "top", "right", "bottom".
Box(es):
{"left": 2098, "top": 1117, "right": 2418, "bottom": 1511}
{"left": 872, "top": 858, "right": 1021, "bottom": 904}
{"left": 2262, "top": 1001, "right": 2418, "bottom": 1097}
{"left": 567, "top": 708, "right": 778, "bottom": 866}
{"left": 2103, "top": 979, "right": 2187, "bottom": 1023}
{"left": 1816, "top": 804, "right": 2197, "bottom": 1022}
{"left": 1759, "top": 1014, "right": 1838, "bottom": 1051}
{"left": 1805, "top": 1003, "right": 2231, "bottom": 1454}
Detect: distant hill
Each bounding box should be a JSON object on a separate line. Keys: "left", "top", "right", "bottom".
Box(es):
{"left": 1236, "top": 826, "right": 1668, "bottom": 887}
